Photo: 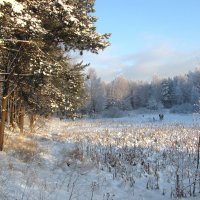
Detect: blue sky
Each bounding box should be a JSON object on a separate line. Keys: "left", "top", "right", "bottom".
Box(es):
{"left": 83, "top": 0, "right": 200, "bottom": 81}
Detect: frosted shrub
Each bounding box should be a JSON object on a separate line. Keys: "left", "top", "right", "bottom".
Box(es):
{"left": 170, "top": 103, "right": 194, "bottom": 114}
{"left": 102, "top": 107, "right": 124, "bottom": 118}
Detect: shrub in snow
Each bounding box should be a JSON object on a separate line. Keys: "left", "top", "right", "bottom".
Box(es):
{"left": 102, "top": 106, "right": 124, "bottom": 118}
{"left": 147, "top": 97, "right": 158, "bottom": 110}
{"left": 147, "top": 97, "right": 164, "bottom": 110}
{"left": 170, "top": 103, "right": 194, "bottom": 114}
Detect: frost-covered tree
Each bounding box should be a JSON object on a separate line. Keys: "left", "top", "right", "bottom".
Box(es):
{"left": 151, "top": 75, "right": 162, "bottom": 104}
{"left": 106, "top": 75, "right": 130, "bottom": 110}
{"left": 188, "top": 69, "right": 200, "bottom": 104}
{"left": 191, "top": 86, "right": 199, "bottom": 105}
{"left": 0, "top": 0, "right": 110, "bottom": 51}
{"left": 20, "top": 52, "right": 87, "bottom": 116}
{"left": 173, "top": 76, "right": 184, "bottom": 105}
{"left": 107, "top": 75, "right": 130, "bottom": 100}
{"left": 0, "top": 0, "right": 110, "bottom": 113}
{"left": 147, "top": 96, "right": 159, "bottom": 110}
{"left": 161, "top": 79, "right": 173, "bottom": 108}
{"left": 181, "top": 76, "right": 193, "bottom": 104}
{"left": 84, "top": 68, "right": 106, "bottom": 115}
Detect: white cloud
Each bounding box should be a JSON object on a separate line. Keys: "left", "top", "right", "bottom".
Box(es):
{"left": 82, "top": 42, "right": 200, "bottom": 82}
{"left": 122, "top": 44, "right": 198, "bottom": 81}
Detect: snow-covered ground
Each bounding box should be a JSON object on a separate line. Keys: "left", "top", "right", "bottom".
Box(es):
{"left": 1, "top": 112, "right": 200, "bottom": 200}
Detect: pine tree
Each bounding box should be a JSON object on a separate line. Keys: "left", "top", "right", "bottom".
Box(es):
{"left": 0, "top": 0, "right": 110, "bottom": 150}
{"left": 161, "top": 79, "right": 173, "bottom": 108}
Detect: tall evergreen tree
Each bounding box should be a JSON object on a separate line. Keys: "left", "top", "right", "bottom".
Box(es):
{"left": 0, "top": 0, "right": 110, "bottom": 150}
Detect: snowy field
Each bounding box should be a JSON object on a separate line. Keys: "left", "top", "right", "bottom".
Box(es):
{"left": 1, "top": 112, "right": 200, "bottom": 200}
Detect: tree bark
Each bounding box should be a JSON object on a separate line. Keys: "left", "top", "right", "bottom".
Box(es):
{"left": 29, "top": 114, "right": 36, "bottom": 133}
{"left": 10, "top": 92, "right": 15, "bottom": 128}
{"left": 0, "top": 97, "right": 7, "bottom": 151}
{"left": 0, "top": 72, "right": 9, "bottom": 151}
{"left": 18, "top": 105, "right": 25, "bottom": 134}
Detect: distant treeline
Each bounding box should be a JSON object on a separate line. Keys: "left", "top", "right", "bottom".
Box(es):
{"left": 81, "top": 68, "right": 200, "bottom": 116}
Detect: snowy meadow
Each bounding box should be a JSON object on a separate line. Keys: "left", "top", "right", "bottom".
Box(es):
{"left": 1, "top": 113, "right": 200, "bottom": 200}
{"left": 1, "top": 1, "right": 200, "bottom": 200}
